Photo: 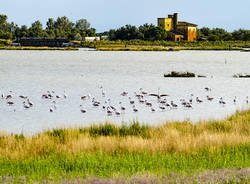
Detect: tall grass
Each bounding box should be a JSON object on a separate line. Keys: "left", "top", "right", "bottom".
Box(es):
{"left": 0, "top": 110, "right": 249, "bottom": 182}
{"left": 0, "top": 110, "right": 249, "bottom": 160}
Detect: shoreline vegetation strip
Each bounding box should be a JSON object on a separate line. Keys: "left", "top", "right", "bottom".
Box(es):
{"left": 0, "top": 110, "right": 249, "bottom": 182}
{"left": 0, "top": 46, "right": 78, "bottom": 51}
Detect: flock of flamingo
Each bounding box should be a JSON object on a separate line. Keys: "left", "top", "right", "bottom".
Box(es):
{"left": 0, "top": 86, "right": 249, "bottom": 117}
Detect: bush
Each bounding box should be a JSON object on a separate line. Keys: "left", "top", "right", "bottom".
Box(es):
{"left": 164, "top": 71, "right": 196, "bottom": 78}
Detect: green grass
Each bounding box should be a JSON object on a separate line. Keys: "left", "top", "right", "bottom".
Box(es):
{"left": 0, "top": 144, "right": 249, "bottom": 182}
{"left": 79, "top": 40, "right": 249, "bottom": 51}
{"left": 0, "top": 110, "right": 249, "bottom": 183}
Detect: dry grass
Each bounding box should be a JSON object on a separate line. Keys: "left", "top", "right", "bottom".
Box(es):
{"left": 0, "top": 110, "right": 249, "bottom": 160}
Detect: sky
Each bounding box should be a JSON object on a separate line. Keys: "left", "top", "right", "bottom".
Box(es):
{"left": 0, "top": 0, "right": 249, "bottom": 33}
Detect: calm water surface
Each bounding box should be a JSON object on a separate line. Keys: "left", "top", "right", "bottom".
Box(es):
{"left": 0, "top": 50, "right": 249, "bottom": 134}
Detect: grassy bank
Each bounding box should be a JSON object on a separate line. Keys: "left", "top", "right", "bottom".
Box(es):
{"left": 97, "top": 46, "right": 242, "bottom": 51}
{"left": 79, "top": 40, "right": 248, "bottom": 51}
{"left": 0, "top": 46, "right": 78, "bottom": 51}
{"left": 0, "top": 110, "right": 249, "bottom": 182}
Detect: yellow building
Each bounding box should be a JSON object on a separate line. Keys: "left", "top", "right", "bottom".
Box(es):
{"left": 158, "top": 13, "right": 197, "bottom": 41}
{"left": 157, "top": 18, "right": 173, "bottom": 31}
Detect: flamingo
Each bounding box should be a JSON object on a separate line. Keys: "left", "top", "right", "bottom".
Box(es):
{"left": 7, "top": 101, "right": 14, "bottom": 105}
{"left": 23, "top": 102, "right": 30, "bottom": 109}
{"left": 185, "top": 103, "right": 192, "bottom": 108}
{"left": 133, "top": 105, "right": 138, "bottom": 112}
{"left": 189, "top": 94, "right": 193, "bottom": 103}
{"left": 145, "top": 101, "right": 152, "bottom": 107}
{"left": 27, "top": 99, "right": 34, "bottom": 107}
{"left": 139, "top": 99, "right": 145, "bottom": 103}
{"left": 110, "top": 106, "right": 116, "bottom": 111}
{"left": 149, "top": 88, "right": 168, "bottom": 100}
{"left": 219, "top": 97, "right": 226, "bottom": 105}
{"left": 81, "top": 95, "right": 87, "bottom": 100}
{"left": 204, "top": 87, "right": 211, "bottom": 91}
{"left": 129, "top": 97, "right": 135, "bottom": 104}
{"left": 107, "top": 107, "right": 113, "bottom": 116}
{"left": 159, "top": 106, "right": 166, "bottom": 111}
{"left": 63, "top": 90, "right": 67, "bottom": 99}
{"left": 19, "top": 95, "right": 28, "bottom": 99}
{"left": 171, "top": 101, "right": 178, "bottom": 108}
{"left": 196, "top": 97, "right": 203, "bottom": 103}
{"left": 6, "top": 94, "right": 12, "bottom": 99}
{"left": 149, "top": 93, "right": 168, "bottom": 99}
{"left": 80, "top": 109, "right": 86, "bottom": 113}
{"left": 233, "top": 96, "right": 236, "bottom": 104}
{"left": 102, "top": 90, "right": 106, "bottom": 97}
{"left": 121, "top": 91, "right": 128, "bottom": 96}
{"left": 115, "top": 111, "right": 121, "bottom": 116}
{"left": 207, "top": 96, "right": 214, "bottom": 101}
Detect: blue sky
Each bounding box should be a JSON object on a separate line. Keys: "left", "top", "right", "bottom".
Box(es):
{"left": 1, "top": 0, "right": 249, "bottom": 32}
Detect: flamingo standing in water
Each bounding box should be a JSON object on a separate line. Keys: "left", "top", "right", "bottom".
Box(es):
{"left": 233, "top": 96, "right": 237, "bottom": 104}
{"left": 6, "top": 94, "right": 12, "bottom": 100}
{"left": 63, "top": 90, "right": 67, "bottom": 99}
{"left": 80, "top": 109, "right": 86, "bottom": 113}
{"left": 171, "top": 101, "right": 178, "bottom": 108}
{"left": 207, "top": 96, "right": 214, "bottom": 101}
{"left": 219, "top": 97, "right": 226, "bottom": 105}
{"left": 27, "top": 99, "right": 34, "bottom": 107}
{"left": 7, "top": 101, "right": 14, "bottom": 105}
{"left": 107, "top": 107, "right": 113, "bottom": 116}
{"left": 196, "top": 97, "right": 203, "bottom": 103}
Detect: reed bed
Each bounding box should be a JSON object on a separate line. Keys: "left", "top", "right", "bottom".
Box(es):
{"left": 0, "top": 110, "right": 249, "bottom": 182}
{"left": 0, "top": 110, "right": 249, "bottom": 159}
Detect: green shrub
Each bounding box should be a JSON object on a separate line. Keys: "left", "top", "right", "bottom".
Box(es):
{"left": 164, "top": 71, "right": 196, "bottom": 78}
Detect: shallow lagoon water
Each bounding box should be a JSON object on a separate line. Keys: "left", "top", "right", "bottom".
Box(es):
{"left": 0, "top": 50, "right": 249, "bottom": 134}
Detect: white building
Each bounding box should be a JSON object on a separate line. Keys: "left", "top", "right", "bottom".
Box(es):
{"left": 83, "top": 37, "right": 100, "bottom": 42}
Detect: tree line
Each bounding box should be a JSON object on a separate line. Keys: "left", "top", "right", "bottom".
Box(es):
{"left": 0, "top": 14, "right": 250, "bottom": 41}
{"left": 107, "top": 25, "right": 250, "bottom": 41}
{"left": 0, "top": 14, "right": 96, "bottom": 40}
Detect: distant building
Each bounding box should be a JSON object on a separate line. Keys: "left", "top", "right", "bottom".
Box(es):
{"left": 9, "top": 43, "right": 21, "bottom": 47}
{"left": 83, "top": 37, "right": 100, "bottom": 42}
{"left": 18, "top": 38, "right": 70, "bottom": 47}
{"left": 158, "top": 13, "right": 197, "bottom": 41}
{"left": 62, "top": 43, "right": 74, "bottom": 47}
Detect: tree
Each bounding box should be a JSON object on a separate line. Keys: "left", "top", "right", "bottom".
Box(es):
{"left": 0, "top": 14, "right": 13, "bottom": 39}
{"left": 46, "top": 18, "right": 55, "bottom": 30}
{"left": 27, "top": 20, "right": 44, "bottom": 38}
{"left": 199, "top": 27, "right": 211, "bottom": 37}
{"left": 74, "top": 33, "right": 82, "bottom": 41}
{"left": 144, "top": 26, "right": 167, "bottom": 41}
{"left": 232, "top": 29, "right": 250, "bottom": 41}
{"left": 75, "top": 19, "right": 90, "bottom": 30}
